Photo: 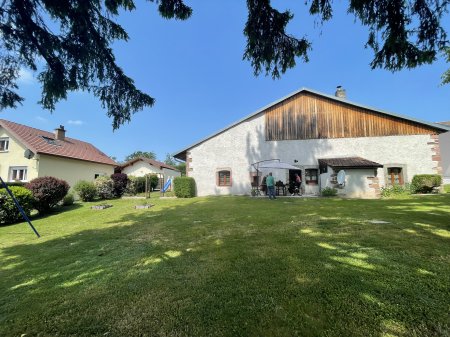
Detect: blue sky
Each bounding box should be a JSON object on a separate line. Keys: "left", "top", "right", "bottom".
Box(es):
{"left": 2, "top": 1, "right": 449, "bottom": 162}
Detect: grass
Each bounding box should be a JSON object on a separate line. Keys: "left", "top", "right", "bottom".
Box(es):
{"left": 444, "top": 184, "right": 450, "bottom": 193}
{"left": 1, "top": 195, "right": 449, "bottom": 337}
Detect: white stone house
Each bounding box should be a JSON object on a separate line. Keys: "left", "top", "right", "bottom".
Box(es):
{"left": 438, "top": 122, "right": 450, "bottom": 184}
{"left": 117, "top": 157, "right": 181, "bottom": 190}
{"left": 173, "top": 87, "right": 449, "bottom": 198}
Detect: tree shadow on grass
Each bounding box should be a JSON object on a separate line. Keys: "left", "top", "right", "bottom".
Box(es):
{"left": 0, "top": 196, "right": 449, "bottom": 336}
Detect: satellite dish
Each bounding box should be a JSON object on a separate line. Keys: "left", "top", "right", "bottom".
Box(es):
{"left": 24, "top": 149, "right": 34, "bottom": 159}
{"left": 337, "top": 170, "right": 346, "bottom": 185}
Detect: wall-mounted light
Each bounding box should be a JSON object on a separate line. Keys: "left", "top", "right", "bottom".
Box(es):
{"left": 294, "top": 159, "right": 298, "bottom": 163}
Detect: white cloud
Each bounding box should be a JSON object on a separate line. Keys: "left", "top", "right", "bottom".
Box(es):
{"left": 67, "top": 120, "right": 84, "bottom": 126}
{"left": 18, "top": 68, "right": 35, "bottom": 85}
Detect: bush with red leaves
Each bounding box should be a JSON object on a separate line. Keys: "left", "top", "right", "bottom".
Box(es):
{"left": 26, "top": 176, "right": 69, "bottom": 214}
{"left": 111, "top": 173, "right": 128, "bottom": 198}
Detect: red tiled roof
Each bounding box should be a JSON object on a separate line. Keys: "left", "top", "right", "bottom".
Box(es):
{"left": 119, "top": 157, "right": 179, "bottom": 171}
{"left": 318, "top": 157, "right": 383, "bottom": 169}
{"left": 0, "top": 119, "right": 116, "bottom": 166}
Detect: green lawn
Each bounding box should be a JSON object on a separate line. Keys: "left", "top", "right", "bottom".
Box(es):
{"left": 1, "top": 195, "right": 449, "bottom": 337}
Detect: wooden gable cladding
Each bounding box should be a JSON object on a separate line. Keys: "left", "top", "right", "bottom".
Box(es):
{"left": 265, "top": 93, "right": 437, "bottom": 141}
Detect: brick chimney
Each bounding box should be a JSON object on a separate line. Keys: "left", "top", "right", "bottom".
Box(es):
{"left": 335, "top": 85, "right": 346, "bottom": 99}
{"left": 54, "top": 125, "right": 66, "bottom": 141}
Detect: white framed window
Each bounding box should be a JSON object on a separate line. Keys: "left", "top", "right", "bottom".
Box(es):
{"left": 9, "top": 167, "right": 28, "bottom": 182}
{"left": 0, "top": 138, "right": 9, "bottom": 152}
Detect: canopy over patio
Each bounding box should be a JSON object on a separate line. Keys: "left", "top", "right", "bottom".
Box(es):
{"left": 252, "top": 159, "right": 299, "bottom": 170}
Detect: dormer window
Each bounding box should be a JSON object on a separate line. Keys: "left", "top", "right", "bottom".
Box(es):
{"left": 41, "top": 136, "right": 60, "bottom": 146}
{"left": 0, "top": 138, "right": 9, "bottom": 151}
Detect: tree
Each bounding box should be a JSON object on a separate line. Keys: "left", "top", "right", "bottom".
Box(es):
{"left": 164, "top": 153, "right": 186, "bottom": 175}
{"left": 124, "top": 151, "right": 156, "bottom": 162}
{"left": 1, "top": 1, "right": 448, "bottom": 129}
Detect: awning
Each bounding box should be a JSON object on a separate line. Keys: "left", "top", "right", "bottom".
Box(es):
{"left": 253, "top": 160, "right": 299, "bottom": 170}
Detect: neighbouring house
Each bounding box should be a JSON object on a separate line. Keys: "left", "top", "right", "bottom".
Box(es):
{"left": 173, "top": 87, "right": 450, "bottom": 198}
{"left": 117, "top": 157, "right": 181, "bottom": 190}
{"left": 438, "top": 121, "right": 450, "bottom": 184}
{"left": 0, "top": 119, "right": 116, "bottom": 187}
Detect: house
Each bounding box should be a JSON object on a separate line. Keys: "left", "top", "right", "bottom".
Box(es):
{"left": 173, "top": 87, "right": 450, "bottom": 198}
{"left": 438, "top": 121, "right": 450, "bottom": 184}
{"left": 117, "top": 157, "right": 181, "bottom": 189}
{"left": 0, "top": 119, "right": 116, "bottom": 187}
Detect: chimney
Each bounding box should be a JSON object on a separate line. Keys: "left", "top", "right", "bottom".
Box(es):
{"left": 54, "top": 125, "right": 66, "bottom": 141}
{"left": 335, "top": 85, "right": 346, "bottom": 99}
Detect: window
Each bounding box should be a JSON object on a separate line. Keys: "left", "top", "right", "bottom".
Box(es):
{"left": 217, "top": 170, "right": 232, "bottom": 186}
{"left": 9, "top": 167, "right": 28, "bottom": 182}
{"left": 0, "top": 138, "right": 9, "bottom": 151}
{"left": 305, "top": 169, "right": 319, "bottom": 185}
{"left": 387, "top": 167, "right": 404, "bottom": 185}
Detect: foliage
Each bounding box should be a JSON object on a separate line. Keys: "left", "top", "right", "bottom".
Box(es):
{"left": 1, "top": 1, "right": 447, "bottom": 129}
{"left": 124, "top": 151, "right": 156, "bottom": 162}
{"left": 148, "top": 174, "right": 159, "bottom": 191}
{"left": 1, "top": 195, "right": 450, "bottom": 336}
{"left": 442, "top": 47, "right": 450, "bottom": 84}
{"left": 173, "top": 177, "right": 196, "bottom": 198}
{"left": 26, "top": 177, "right": 69, "bottom": 214}
{"left": 4, "top": 181, "right": 25, "bottom": 187}
{"left": 380, "top": 184, "right": 412, "bottom": 198}
{"left": 321, "top": 186, "right": 337, "bottom": 197}
{"left": 111, "top": 173, "right": 128, "bottom": 198}
{"left": 0, "top": 0, "right": 159, "bottom": 129}
{"left": 73, "top": 181, "right": 97, "bottom": 202}
{"left": 94, "top": 176, "right": 115, "bottom": 200}
{"left": 411, "top": 174, "right": 442, "bottom": 194}
{"left": 62, "top": 193, "right": 75, "bottom": 206}
{"left": 444, "top": 184, "right": 450, "bottom": 194}
{"left": 0, "top": 186, "right": 34, "bottom": 224}
{"left": 165, "top": 154, "right": 186, "bottom": 176}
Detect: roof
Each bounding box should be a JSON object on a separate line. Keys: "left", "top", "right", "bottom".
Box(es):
{"left": 318, "top": 157, "right": 383, "bottom": 169}
{"left": 0, "top": 119, "right": 116, "bottom": 166}
{"left": 173, "top": 87, "right": 450, "bottom": 160}
{"left": 119, "top": 157, "right": 180, "bottom": 172}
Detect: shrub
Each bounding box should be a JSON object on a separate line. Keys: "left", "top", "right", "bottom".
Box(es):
{"left": 62, "top": 193, "right": 75, "bottom": 206}
{"left": 5, "top": 181, "right": 25, "bottom": 187}
{"left": 111, "top": 173, "right": 128, "bottom": 197}
{"left": 411, "top": 174, "right": 442, "bottom": 194}
{"left": 321, "top": 187, "right": 338, "bottom": 197}
{"left": 148, "top": 174, "right": 159, "bottom": 191}
{"left": 73, "top": 181, "right": 97, "bottom": 202}
{"left": 94, "top": 176, "right": 115, "bottom": 199}
{"left": 444, "top": 184, "right": 450, "bottom": 194}
{"left": 0, "top": 186, "right": 34, "bottom": 224}
{"left": 26, "top": 176, "right": 69, "bottom": 214}
{"left": 380, "top": 184, "right": 412, "bottom": 198}
{"left": 174, "top": 177, "right": 196, "bottom": 198}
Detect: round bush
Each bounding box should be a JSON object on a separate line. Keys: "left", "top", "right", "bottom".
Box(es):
{"left": 111, "top": 173, "right": 128, "bottom": 198}
{"left": 94, "top": 176, "right": 115, "bottom": 199}
{"left": 73, "top": 181, "right": 97, "bottom": 202}
{"left": 62, "top": 193, "right": 75, "bottom": 206}
{"left": 0, "top": 186, "right": 34, "bottom": 224}
{"left": 26, "top": 176, "right": 69, "bottom": 214}
{"left": 411, "top": 174, "right": 442, "bottom": 194}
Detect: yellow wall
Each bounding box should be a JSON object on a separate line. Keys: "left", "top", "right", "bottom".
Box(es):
{"left": 0, "top": 127, "right": 39, "bottom": 182}
{"left": 38, "top": 154, "right": 114, "bottom": 188}
{"left": 0, "top": 126, "right": 114, "bottom": 187}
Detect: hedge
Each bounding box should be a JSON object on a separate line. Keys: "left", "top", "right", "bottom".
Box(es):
{"left": 411, "top": 174, "right": 442, "bottom": 194}
{"left": 0, "top": 186, "right": 34, "bottom": 224}
{"left": 74, "top": 181, "right": 97, "bottom": 201}
{"left": 174, "top": 177, "right": 196, "bottom": 198}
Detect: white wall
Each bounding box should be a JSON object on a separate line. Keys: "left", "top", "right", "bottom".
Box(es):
{"left": 122, "top": 161, "right": 180, "bottom": 188}
{"left": 439, "top": 131, "right": 450, "bottom": 183}
{"left": 188, "top": 113, "right": 436, "bottom": 196}
{"left": 321, "top": 167, "right": 378, "bottom": 198}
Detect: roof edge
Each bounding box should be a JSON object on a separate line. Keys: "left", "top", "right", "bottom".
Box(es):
{"left": 172, "top": 87, "right": 449, "bottom": 159}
